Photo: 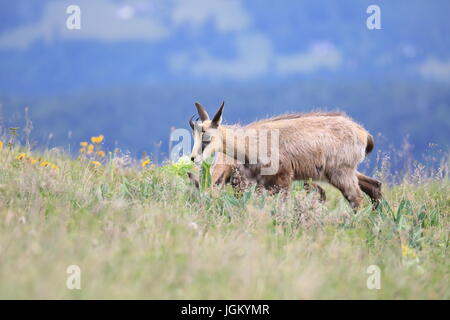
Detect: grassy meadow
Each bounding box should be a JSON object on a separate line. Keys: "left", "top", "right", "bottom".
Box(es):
{"left": 0, "top": 136, "right": 448, "bottom": 299}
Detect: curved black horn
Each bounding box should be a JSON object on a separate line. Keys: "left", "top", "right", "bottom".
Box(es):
{"left": 189, "top": 115, "right": 195, "bottom": 130}
{"left": 212, "top": 101, "right": 225, "bottom": 125}
{"left": 194, "top": 102, "right": 210, "bottom": 121}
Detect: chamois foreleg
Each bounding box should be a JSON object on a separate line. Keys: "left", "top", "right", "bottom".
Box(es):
{"left": 211, "top": 163, "right": 234, "bottom": 187}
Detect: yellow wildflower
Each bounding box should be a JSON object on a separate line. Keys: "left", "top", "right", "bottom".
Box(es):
{"left": 90, "top": 161, "right": 102, "bottom": 168}
{"left": 401, "top": 244, "right": 417, "bottom": 259}
{"left": 141, "top": 159, "right": 151, "bottom": 168}
{"left": 51, "top": 164, "right": 59, "bottom": 171}
{"left": 40, "top": 161, "right": 50, "bottom": 167}
{"left": 0, "top": 141, "right": 3, "bottom": 149}
{"left": 91, "top": 135, "right": 104, "bottom": 144}
{"left": 80, "top": 147, "right": 86, "bottom": 154}
{"left": 80, "top": 141, "right": 88, "bottom": 147}
{"left": 87, "top": 144, "right": 94, "bottom": 155}
{"left": 16, "top": 153, "right": 27, "bottom": 160}
{"left": 97, "top": 150, "right": 106, "bottom": 157}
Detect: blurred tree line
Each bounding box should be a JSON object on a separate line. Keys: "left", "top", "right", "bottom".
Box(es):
{"left": 1, "top": 80, "right": 449, "bottom": 166}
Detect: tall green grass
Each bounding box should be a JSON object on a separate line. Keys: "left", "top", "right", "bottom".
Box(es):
{"left": 0, "top": 145, "right": 448, "bottom": 299}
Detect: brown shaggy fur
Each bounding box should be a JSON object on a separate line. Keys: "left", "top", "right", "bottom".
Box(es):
{"left": 190, "top": 104, "right": 382, "bottom": 209}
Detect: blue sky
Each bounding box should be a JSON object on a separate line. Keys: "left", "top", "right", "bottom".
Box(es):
{"left": 1, "top": 0, "right": 449, "bottom": 89}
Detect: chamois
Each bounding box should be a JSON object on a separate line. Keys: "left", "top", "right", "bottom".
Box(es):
{"left": 189, "top": 102, "right": 382, "bottom": 209}
{"left": 188, "top": 123, "right": 328, "bottom": 202}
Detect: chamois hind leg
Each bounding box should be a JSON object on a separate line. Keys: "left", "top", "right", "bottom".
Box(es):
{"left": 303, "top": 182, "right": 326, "bottom": 202}
{"left": 357, "top": 173, "right": 382, "bottom": 209}
{"left": 266, "top": 172, "right": 293, "bottom": 196}
{"left": 327, "top": 167, "right": 363, "bottom": 211}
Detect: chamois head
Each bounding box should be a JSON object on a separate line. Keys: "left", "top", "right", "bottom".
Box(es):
{"left": 189, "top": 101, "right": 224, "bottom": 164}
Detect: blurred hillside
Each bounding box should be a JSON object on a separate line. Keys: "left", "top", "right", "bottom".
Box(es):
{"left": 0, "top": 0, "right": 449, "bottom": 163}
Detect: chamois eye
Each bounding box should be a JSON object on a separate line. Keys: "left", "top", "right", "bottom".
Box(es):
{"left": 202, "top": 133, "right": 211, "bottom": 141}
{"left": 201, "top": 140, "right": 210, "bottom": 151}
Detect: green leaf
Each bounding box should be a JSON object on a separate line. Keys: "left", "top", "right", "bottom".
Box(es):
{"left": 200, "top": 156, "right": 213, "bottom": 191}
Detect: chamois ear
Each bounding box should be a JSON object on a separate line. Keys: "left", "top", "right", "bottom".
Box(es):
{"left": 211, "top": 101, "right": 224, "bottom": 127}
{"left": 189, "top": 115, "right": 196, "bottom": 130}
{"left": 194, "top": 102, "right": 209, "bottom": 122}
{"left": 187, "top": 172, "right": 200, "bottom": 189}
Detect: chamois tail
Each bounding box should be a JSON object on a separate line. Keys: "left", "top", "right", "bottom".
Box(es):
{"left": 365, "top": 134, "right": 374, "bottom": 156}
